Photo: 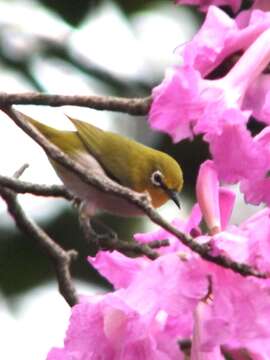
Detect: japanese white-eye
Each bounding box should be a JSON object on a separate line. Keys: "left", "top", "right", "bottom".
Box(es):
{"left": 20, "top": 113, "right": 183, "bottom": 216}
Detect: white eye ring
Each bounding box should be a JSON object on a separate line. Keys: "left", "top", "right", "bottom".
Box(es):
{"left": 151, "top": 170, "right": 163, "bottom": 186}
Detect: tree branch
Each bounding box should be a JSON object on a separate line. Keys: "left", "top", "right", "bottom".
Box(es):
{"left": 0, "top": 171, "right": 168, "bottom": 260}
{"left": 0, "top": 92, "right": 151, "bottom": 115}
{"left": 0, "top": 173, "right": 72, "bottom": 200}
{"left": 0, "top": 184, "right": 78, "bottom": 307}
{"left": 1, "top": 105, "right": 267, "bottom": 279}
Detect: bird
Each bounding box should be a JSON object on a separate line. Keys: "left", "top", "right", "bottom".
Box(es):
{"left": 19, "top": 112, "right": 184, "bottom": 218}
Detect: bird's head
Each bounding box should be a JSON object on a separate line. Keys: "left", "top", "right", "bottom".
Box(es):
{"left": 136, "top": 150, "right": 183, "bottom": 209}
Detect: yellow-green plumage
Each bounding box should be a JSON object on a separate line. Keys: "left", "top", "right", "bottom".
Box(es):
{"left": 68, "top": 117, "right": 182, "bottom": 193}
{"left": 20, "top": 112, "right": 183, "bottom": 214}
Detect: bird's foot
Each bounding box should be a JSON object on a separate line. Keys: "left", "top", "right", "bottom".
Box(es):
{"left": 90, "top": 218, "right": 118, "bottom": 247}
{"left": 79, "top": 208, "right": 118, "bottom": 255}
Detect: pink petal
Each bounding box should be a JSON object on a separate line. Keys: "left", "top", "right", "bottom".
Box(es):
{"left": 210, "top": 231, "right": 250, "bottom": 263}
{"left": 240, "top": 126, "right": 270, "bottom": 205}
{"left": 252, "top": 0, "right": 270, "bottom": 11}
{"left": 225, "top": 28, "right": 270, "bottom": 92}
{"left": 185, "top": 204, "right": 203, "bottom": 236}
{"left": 207, "top": 121, "right": 264, "bottom": 183}
{"left": 212, "top": 271, "right": 270, "bottom": 347}
{"left": 149, "top": 66, "right": 202, "bottom": 142}
{"left": 241, "top": 177, "right": 270, "bottom": 206}
{"left": 181, "top": 6, "right": 237, "bottom": 75}
{"left": 48, "top": 254, "right": 208, "bottom": 360}
{"left": 243, "top": 74, "right": 270, "bottom": 124}
{"left": 150, "top": 8, "right": 270, "bottom": 144}
{"left": 240, "top": 208, "right": 270, "bottom": 272}
{"left": 176, "top": 1, "right": 241, "bottom": 13}
{"left": 191, "top": 267, "right": 270, "bottom": 351}
{"left": 46, "top": 348, "right": 67, "bottom": 360}
{"left": 191, "top": 300, "right": 224, "bottom": 359}
{"left": 182, "top": 7, "right": 270, "bottom": 76}
{"left": 196, "top": 160, "right": 221, "bottom": 234}
{"left": 218, "top": 187, "right": 236, "bottom": 229}
{"left": 88, "top": 251, "right": 146, "bottom": 289}
{"left": 123, "top": 254, "right": 208, "bottom": 317}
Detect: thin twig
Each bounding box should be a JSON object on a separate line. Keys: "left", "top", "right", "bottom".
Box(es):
{"left": 0, "top": 174, "right": 72, "bottom": 200}
{"left": 99, "top": 238, "right": 159, "bottom": 260}
{"left": 1, "top": 105, "right": 267, "bottom": 279}
{"left": 13, "top": 163, "right": 29, "bottom": 178}
{"left": 0, "top": 92, "right": 151, "bottom": 115}
{"left": 79, "top": 210, "right": 160, "bottom": 259}
{"left": 146, "top": 239, "right": 170, "bottom": 249}
{"left": 0, "top": 184, "right": 78, "bottom": 306}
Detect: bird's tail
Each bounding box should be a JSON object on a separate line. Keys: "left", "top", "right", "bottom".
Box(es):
{"left": 15, "top": 111, "right": 63, "bottom": 140}
{"left": 14, "top": 110, "right": 84, "bottom": 155}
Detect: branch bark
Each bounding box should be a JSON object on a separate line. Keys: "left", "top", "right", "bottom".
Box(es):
{"left": 0, "top": 185, "right": 78, "bottom": 307}
{"left": 0, "top": 173, "right": 72, "bottom": 199}
{"left": 0, "top": 92, "right": 151, "bottom": 115}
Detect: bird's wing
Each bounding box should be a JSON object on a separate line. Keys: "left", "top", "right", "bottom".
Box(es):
{"left": 67, "top": 116, "right": 148, "bottom": 190}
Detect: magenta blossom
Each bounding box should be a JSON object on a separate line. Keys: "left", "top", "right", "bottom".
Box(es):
{"left": 136, "top": 160, "right": 270, "bottom": 356}
{"left": 47, "top": 160, "right": 270, "bottom": 359}
{"left": 150, "top": 6, "right": 270, "bottom": 205}
{"left": 150, "top": 7, "right": 270, "bottom": 142}
{"left": 239, "top": 126, "right": 270, "bottom": 205}
{"left": 252, "top": 0, "right": 270, "bottom": 12}
{"left": 137, "top": 160, "right": 270, "bottom": 270}
{"left": 175, "top": 0, "right": 241, "bottom": 12}
{"left": 195, "top": 161, "right": 270, "bottom": 271}
{"left": 47, "top": 254, "right": 208, "bottom": 360}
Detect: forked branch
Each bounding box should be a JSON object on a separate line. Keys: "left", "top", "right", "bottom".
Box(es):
{"left": 0, "top": 105, "right": 266, "bottom": 280}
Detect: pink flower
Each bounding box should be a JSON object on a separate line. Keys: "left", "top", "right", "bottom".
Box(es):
{"left": 47, "top": 254, "right": 208, "bottom": 360}
{"left": 47, "top": 160, "right": 270, "bottom": 359}
{"left": 252, "top": 0, "right": 270, "bottom": 12}
{"left": 191, "top": 266, "right": 270, "bottom": 355}
{"left": 196, "top": 160, "right": 235, "bottom": 234}
{"left": 137, "top": 160, "right": 270, "bottom": 270}
{"left": 175, "top": 0, "right": 241, "bottom": 12}
{"left": 207, "top": 122, "right": 270, "bottom": 205}
{"left": 195, "top": 160, "right": 270, "bottom": 270}
{"left": 240, "top": 126, "right": 270, "bottom": 205}
{"left": 206, "top": 121, "right": 264, "bottom": 183}
{"left": 181, "top": 6, "right": 270, "bottom": 77}
{"left": 88, "top": 251, "right": 147, "bottom": 289}
{"left": 150, "top": 6, "right": 270, "bottom": 205}
{"left": 150, "top": 7, "right": 270, "bottom": 142}
{"left": 191, "top": 299, "right": 224, "bottom": 359}
{"left": 135, "top": 161, "right": 270, "bottom": 356}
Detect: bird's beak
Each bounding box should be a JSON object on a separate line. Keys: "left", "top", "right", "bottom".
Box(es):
{"left": 170, "top": 190, "right": 181, "bottom": 209}
{"left": 166, "top": 189, "right": 181, "bottom": 209}
{"left": 159, "top": 181, "right": 181, "bottom": 209}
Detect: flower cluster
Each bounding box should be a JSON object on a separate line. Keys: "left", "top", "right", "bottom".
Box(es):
{"left": 47, "top": 1, "right": 270, "bottom": 359}
{"left": 150, "top": 1, "right": 270, "bottom": 206}
{"left": 48, "top": 160, "right": 270, "bottom": 359}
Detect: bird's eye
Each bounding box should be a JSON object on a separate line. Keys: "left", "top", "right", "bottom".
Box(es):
{"left": 151, "top": 170, "right": 163, "bottom": 186}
